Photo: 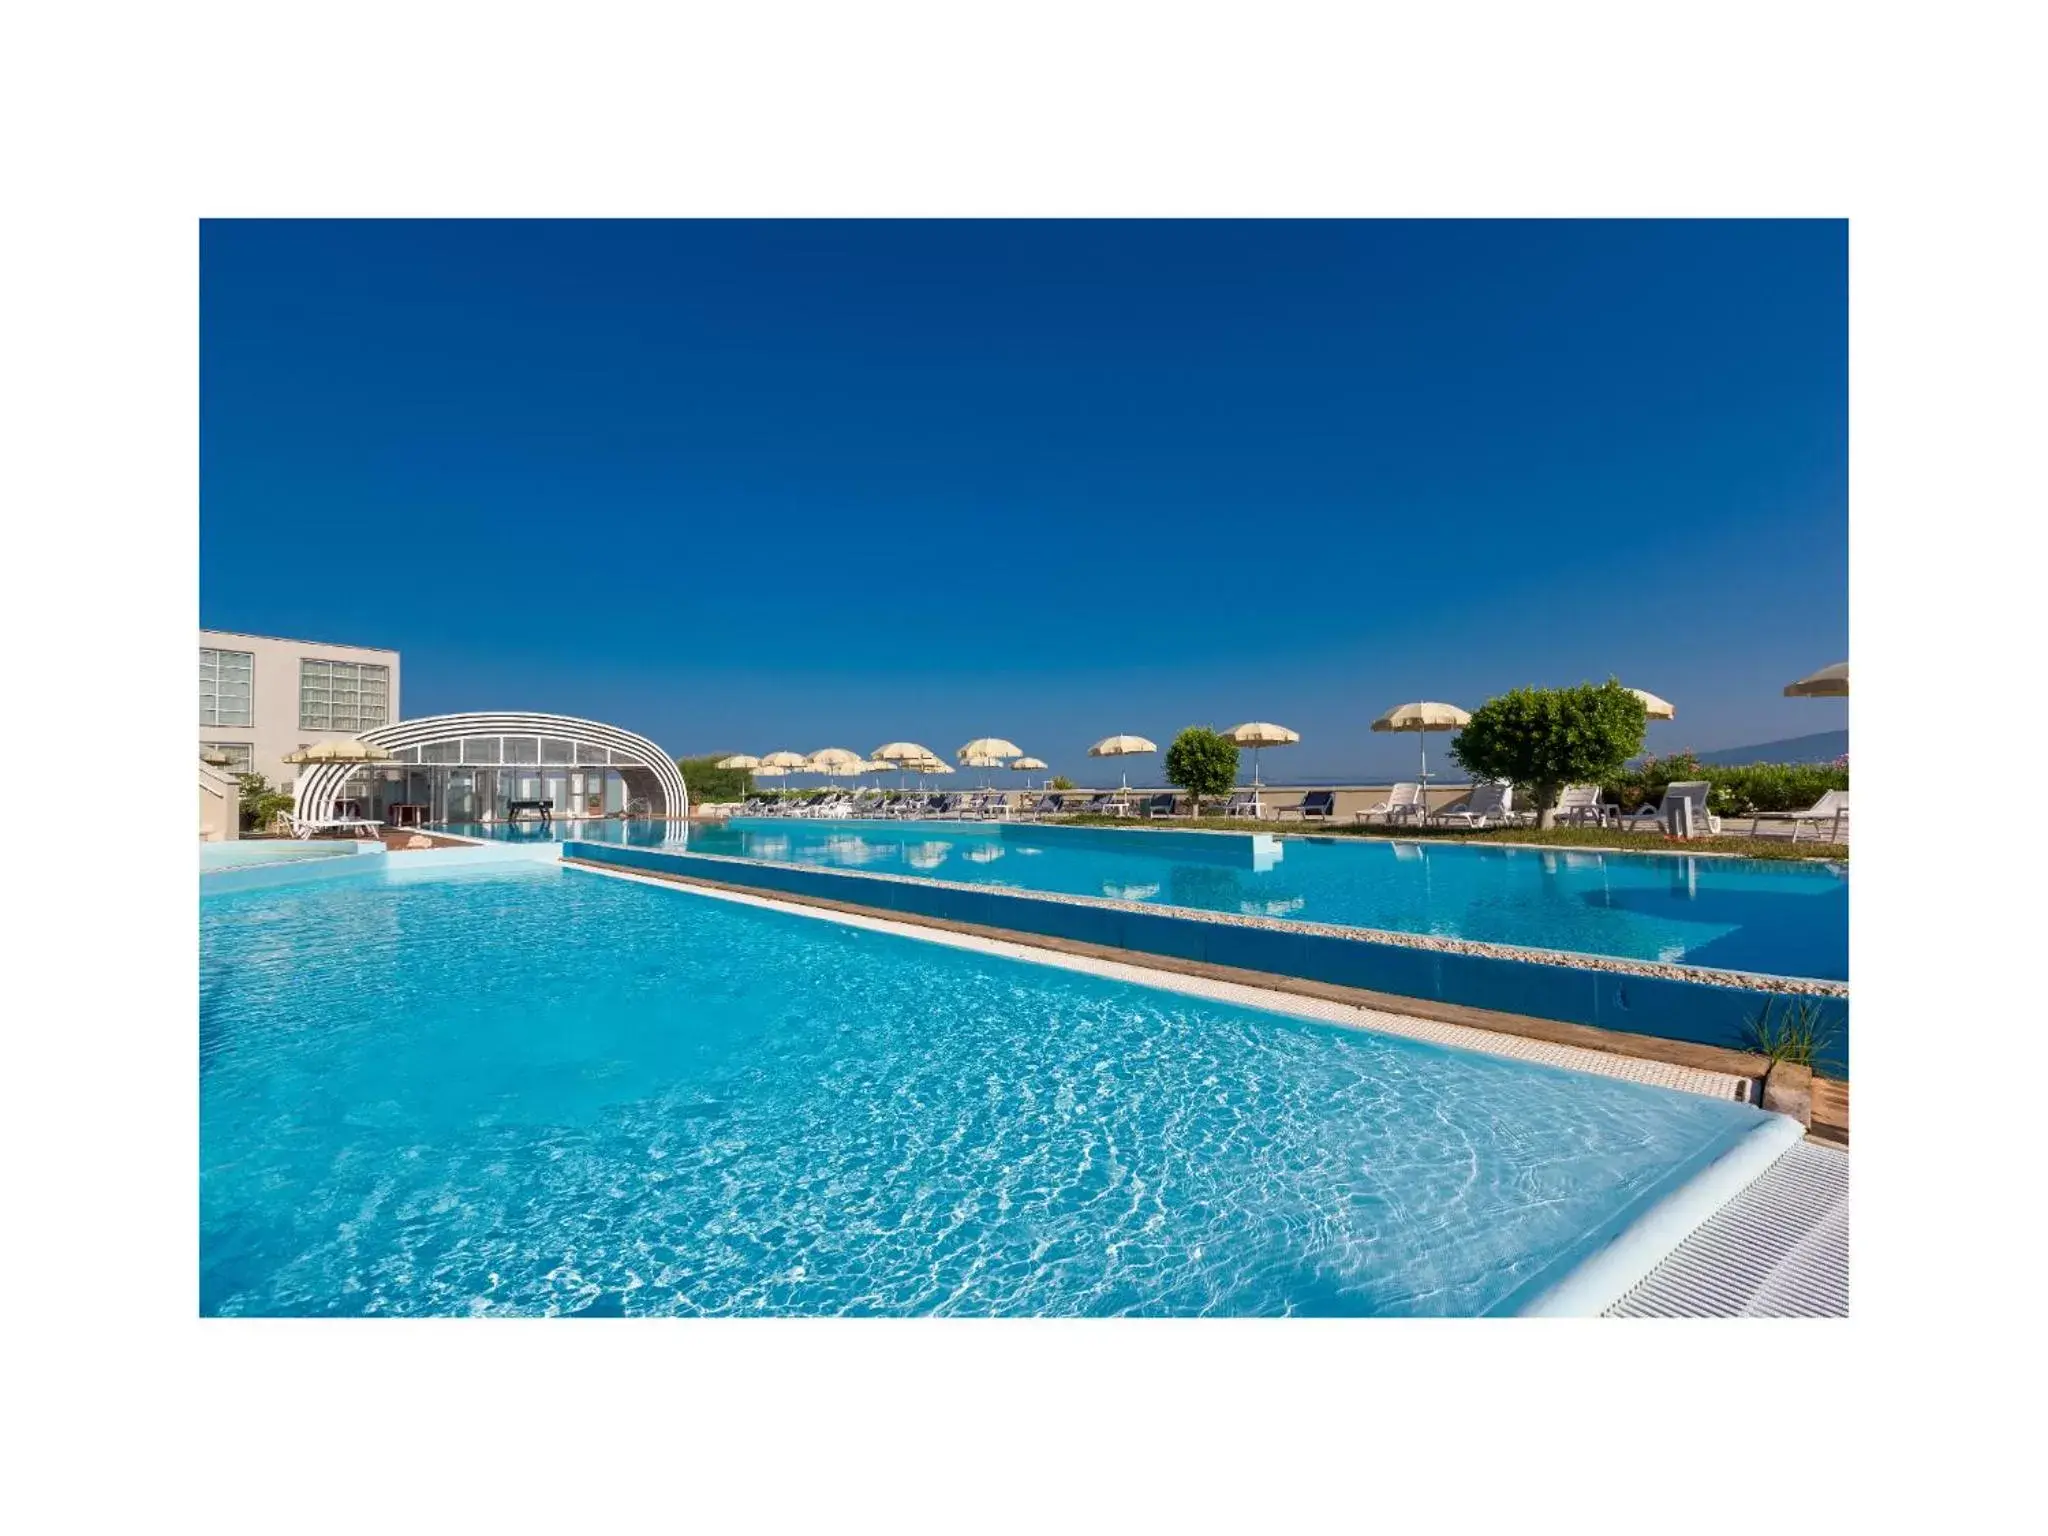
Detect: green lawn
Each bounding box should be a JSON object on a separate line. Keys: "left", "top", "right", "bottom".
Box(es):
{"left": 1044, "top": 814, "right": 1848, "bottom": 861}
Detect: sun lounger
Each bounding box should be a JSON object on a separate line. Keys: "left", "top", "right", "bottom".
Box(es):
{"left": 1431, "top": 780, "right": 1513, "bottom": 829}
{"left": 1622, "top": 780, "right": 1722, "bottom": 837}
{"left": 1077, "top": 792, "right": 1129, "bottom": 817}
{"left": 1550, "top": 784, "right": 1609, "bottom": 827}
{"left": 1753, "top": 788, "right": 1848, "bottom": 843}
{"left": 1218, "top": 790, "right": 1262, "bottom": 819}
{"left": 1283, "top": 790, "right": 1337, "bottom": 821}
{"left": 1356, "top": 783, "right": 1424, "bottom": 824}
{"left": 291, "top": 816, "right": 383, "bottom": 840}
{"left": 1141, "top": 792, "right": 1183, "bottom": 818}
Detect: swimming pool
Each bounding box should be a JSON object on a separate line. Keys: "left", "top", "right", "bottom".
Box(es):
{"left": 450, "top": 818, "right": 1847, "bottom": 981}
{"left": 199, "top": 839, "right": 368, "bottom": 871}
{"left": 201, "top": 856, "right": 1788, "bottom": 1317}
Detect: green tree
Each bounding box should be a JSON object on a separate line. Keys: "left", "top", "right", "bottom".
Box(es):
{"left": 1450, "top": 679, "right": 1647, "bottom": 828}
{"left": 678, "top": 754, "right": 755, "bottom": 805}
{"left": 1047, "top": 774, "right": 1076, "bottom": 791}
{"left": 1163, "top": 726, "right": 1239, "bottom": 813}
{"left": 235, "top": 772, "right": 295, "bottom": 833}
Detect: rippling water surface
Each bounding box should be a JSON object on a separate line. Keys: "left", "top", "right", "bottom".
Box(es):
{"left": 201, "top": 864, "right": 1769, "bottom": 1316}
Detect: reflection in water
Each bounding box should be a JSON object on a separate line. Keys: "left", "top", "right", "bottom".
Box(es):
{"left": 438, "top": 816, "right": 1845, "bottom": 978}
{"left": 1241, "top": 897, "right": 1306, "bottom": 917}
{"left": 819, "top": 835, "right": 890, "bottom": 866}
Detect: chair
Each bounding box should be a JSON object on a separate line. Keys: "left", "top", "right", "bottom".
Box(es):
{"left": 1218, "top": 789, "right": 1262, "bottom": 819}
{"left": 1286, "top": 790, "right": 1337, "bottom": 821}
{"left": 1622, "top": 780, "right": 1722, "bottom": 836}
{"left": 1754, "top": 788, "right": 1848, "bottom": 843}
{"left": 1141, "top": 792, "right": 1183, "bottom": 818}
{"left": 1551, "top": 784, "right": 1609, "bottom": 827}
{"left": 1022, "top": 792, "right": 1064, "bottom": 818}
{"left": 1432, "top": 780, "right": 1513, "bottom": 829}
{"left": 1077, "top": 792, "right": 1128, "bottom": 817}
{"left": 1356, "top": 783, "right": 1423, "bottom": 824}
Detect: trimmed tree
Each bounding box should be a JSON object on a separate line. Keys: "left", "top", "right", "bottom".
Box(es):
{"left": 1164, "top": 726, "right": 1239, "bottom": 815}
{"left": 235, "top": 772, "right": 295, "bottom": 833}
{"left": 1449, "top": 679, "right": 1648, "bottom": 828}
{"left": 677, "top": 754, "right": 755, "bottom": 805}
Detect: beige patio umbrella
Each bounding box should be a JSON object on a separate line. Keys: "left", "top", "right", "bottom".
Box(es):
{"left": 199, "top": 747, "right": 234, "bottom": 767}
{"left": 1010, "top": 755, "right": 1048, "bottom": 789}
{"left": 715, "top": 754, "right": 763, "bottom": 770}
{"left": 283, "top": 738, "right": 396, "bottom": 813}
{"left": 958, "top": 737, "right": 1022, "bottom": 763}
{"left": 806, "top": 747, "right": 864, "bottom": 775}
{"left": 758, "top": 749, "right": 808, "bottom": 798}
{"left": 1088, "top": 733, "right": 1157, "bottom": 790}
{"left": 1371, "top": 701, "right": 1471, "bottom": 799}
{"left": 959, "top": 750, "right": 1005, "bottom": 787}
{"left": 1225, "top": 722, "right": 1300, "bottom": 787}
{"left": 282, "top": 740, "right": 396, "bottom": 765}
{"left": 872, "top": 741, "right": 934, "bottom": 789}
{"left": 1784, "top": 661, "right": 1848, "bottom": 698}
{"left": 1626, "top": 689, "right": 1676, "bottom": 720}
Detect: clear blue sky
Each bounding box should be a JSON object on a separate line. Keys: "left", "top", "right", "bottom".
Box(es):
{"left": 201, "top": 220, "right": 1847, "bottom": 784}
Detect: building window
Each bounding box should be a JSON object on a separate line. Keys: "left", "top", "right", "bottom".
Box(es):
{"left": 202, "top": 742, "right": 253, "bottom": 775}
{"left": 299, "top": 659, "right": 391, "bottom": 732}
{"left": 200, "top": 648, "right": 254, "bottom": 727}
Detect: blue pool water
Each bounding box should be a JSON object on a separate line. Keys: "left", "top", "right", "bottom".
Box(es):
{"left": 449, "top": 818, "right": 1848, "bottom": 980}
{"left": 201, "top": 860, "right": 1776, "bottom": 1317}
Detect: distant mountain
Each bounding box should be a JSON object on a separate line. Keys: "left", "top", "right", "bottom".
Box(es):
{"left": 1690, "top": 730, "right": 1847, "bottom": 767}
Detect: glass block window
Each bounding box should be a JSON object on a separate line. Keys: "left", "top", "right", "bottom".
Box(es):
{"left": 422, "top": 740, "right": 463, "bottom": 765}
{"left": 541, "top": 737, "right": 574, "bottom": 764}
{"left": 503, "top": 737, "right": 540, "bottom": 764}
{"left": 298, "top": 659, "right": 391, "bottom": 731}
{"left": 460, "top": 737, "right": 501, "bottom": 764}
{"left": 575, "top": 742, "right": 609, "bottom": 765}
{"left": 200, "top": 648, "right": 254, "bottom": 727}
{"left": 202, "top": 741, "right": 253, "bottom": 774}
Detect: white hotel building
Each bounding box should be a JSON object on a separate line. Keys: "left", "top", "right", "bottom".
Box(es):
{"left": 199, "top": 629, "right": 402, "bottom": 791}
{"left": 199, "top": 629, "right": 686, "bottom": 831}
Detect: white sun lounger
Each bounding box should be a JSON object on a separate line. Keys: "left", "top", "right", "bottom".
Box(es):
{"left": 1753, "top": 788, "right": 1848, "bottom": 843}
{"left": 291, "top": 816, "right": 383, "bottom": 840}
{"left": 1432, "top": 780, "right": 1513, "bottom": 829}
{"left": 1551, "top": 784, "right": 1610, "bottom": 827}
{"left": 1357, "top": 782, "right": 1424, "bottom": 824}
{"left": 1622, "top": 780, "right": 1722, "bottom": 837}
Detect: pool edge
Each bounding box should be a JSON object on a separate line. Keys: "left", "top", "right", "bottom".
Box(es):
{"left": 1509, "top": 1113, "right": 1809, "bottom": 1317}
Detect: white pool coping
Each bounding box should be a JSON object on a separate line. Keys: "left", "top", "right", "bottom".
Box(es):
{"left": 568, "top": 858, "right": 1815, "bottom": 1317}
